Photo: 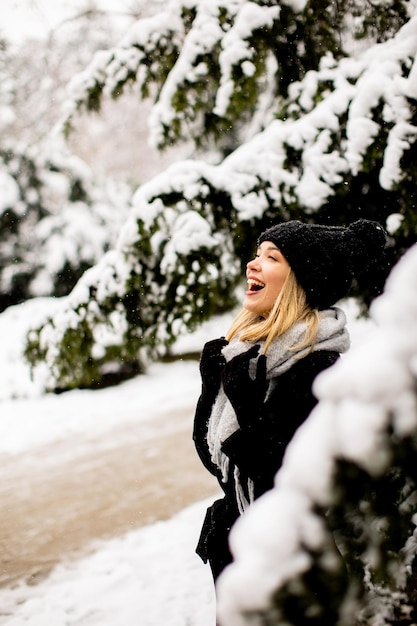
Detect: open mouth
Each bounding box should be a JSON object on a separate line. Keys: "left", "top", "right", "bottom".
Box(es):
{"left": 247, "top": 279, "right": 265, "bottom": 292}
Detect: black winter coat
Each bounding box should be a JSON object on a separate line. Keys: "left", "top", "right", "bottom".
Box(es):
{"left": 193, "top": 342, "right": 339, "bottom": 580}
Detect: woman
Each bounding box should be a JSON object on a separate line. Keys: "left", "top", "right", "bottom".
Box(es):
{"left": 193, "top": 219, "right": 388, "bottom": 582}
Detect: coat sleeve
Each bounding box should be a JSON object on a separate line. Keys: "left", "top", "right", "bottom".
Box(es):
{"left": 193, "top": 389, "right": 218, "bottom": 476}
{"left": 220, "top": 350, "right": 340, "bottom": 492}
{"left": 192, "top": 337, "right": 228, "bottom": 476}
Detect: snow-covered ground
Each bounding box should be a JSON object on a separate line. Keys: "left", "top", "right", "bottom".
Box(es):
{"left": 1, "top": 497, "right": 216, "bottom": 626}
{"left": 0, "top": 297, "right": 369, "bottom": 626}
{"left": 0, "top": 299, "right": 229, "bottom": 626}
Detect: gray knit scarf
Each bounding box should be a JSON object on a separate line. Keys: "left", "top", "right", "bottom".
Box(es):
{"left": 207, "top": 307, "right": 350, "bottom": 514}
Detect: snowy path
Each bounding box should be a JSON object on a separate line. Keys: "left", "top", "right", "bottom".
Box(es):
{"left": 0, "top": 307, "right": 231, "bottom": 624}
{"left": 0, "top": 357, "right": 221, "bottom": 625}
{"left": 0, "top": 404, "right": 218, "bottom": 588}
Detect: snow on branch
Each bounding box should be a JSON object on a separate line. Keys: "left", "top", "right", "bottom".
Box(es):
{"left": 217, "top": 243, "right": 417, "bottom": 626}
{"left": 0, "top": 144, "right": 131, "bottom": 309}
{"left": 62, "top": 7, "right": 185, "bottom": 134}
{"left": 214, "top": 3, "right": 280, "bottom": 117}
{"left": 345, "top": 15, "right": 417, "bottom": 187}
{"left": 25, "top": 158, "right": 243, "bottom": 391}
{"left": 60, "top": 0, "right": 417, "bottom": 167}
{"left": 243, "top": 13, "right": 417, "bottom": 209}
{"left": 60, "top": 0, "right": 290, "bottom": 149}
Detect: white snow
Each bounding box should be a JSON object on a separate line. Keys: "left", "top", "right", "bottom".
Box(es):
{"left": 0, "top": 497, "right": 216, "bottom": 626}
{"left": 0, "top": 171, "right": 20, "bottom": 214}
{"left": 214, "top": 3, "right": 280, "bottom": 117}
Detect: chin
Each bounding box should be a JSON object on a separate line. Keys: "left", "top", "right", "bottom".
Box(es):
{"left": 244, "top": 302, "right": 262, "bottom": 315}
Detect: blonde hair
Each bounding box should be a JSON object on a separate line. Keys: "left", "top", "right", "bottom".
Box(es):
{"left": 226, "top": 269, "right": 320, "bottom": 354}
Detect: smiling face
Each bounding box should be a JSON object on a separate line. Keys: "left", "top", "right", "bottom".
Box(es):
{"left": 243, "top": 241, "right": 291, "bottom": 316}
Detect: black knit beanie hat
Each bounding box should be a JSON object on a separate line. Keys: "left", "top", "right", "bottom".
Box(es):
{"left": 257, "top": 219, "right": 388, "bottom": 310}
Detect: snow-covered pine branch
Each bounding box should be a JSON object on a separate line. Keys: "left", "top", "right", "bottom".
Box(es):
{"left": 61, "top": 0, "right": 417, "bottom": 218}
{"left": 25, "top": 159, "right": 242, "bottom": 391}
{"left": 61, "top": 0, "right": 350, "bottom": 152}
{"left": 217, "top": 242, "right": 417, "bottom": 625}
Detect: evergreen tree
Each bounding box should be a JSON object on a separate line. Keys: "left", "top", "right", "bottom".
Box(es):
{"left": 26, "top": 0, "right": 417, "bottom": 390}
{"left": 0, "top": 14, "right": 134, "bottom": 312}
{"left": 0, "top": 144, "right": 131, "bottom": 313}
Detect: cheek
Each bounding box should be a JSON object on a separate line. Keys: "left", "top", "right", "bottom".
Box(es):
{"left": 265, "top": 277, "right": 286, "bottom": 306}
{"left": 264, "top": 285, "right": 281, "bottom": 308}
{"left": 271, "top": 274, "right": 286, "bottom": 295}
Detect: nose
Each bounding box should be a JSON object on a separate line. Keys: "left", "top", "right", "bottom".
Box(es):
{"left": 247, "top": 257, "right": 259, "bottom": 272}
